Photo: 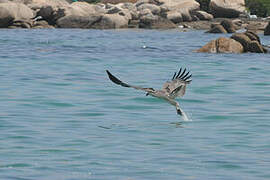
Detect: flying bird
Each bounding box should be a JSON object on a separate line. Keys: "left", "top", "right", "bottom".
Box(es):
{"left": 106, "top": 68, "right": 192, "bottom": 121}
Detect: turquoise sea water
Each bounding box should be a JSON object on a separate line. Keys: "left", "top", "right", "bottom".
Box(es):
{"left": 0, "top": 29, "right": 270, "bottom": 180}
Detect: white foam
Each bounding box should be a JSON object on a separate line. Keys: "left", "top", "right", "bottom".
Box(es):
{"left": 181, "top": 110, "right": 192, "bottom": 121}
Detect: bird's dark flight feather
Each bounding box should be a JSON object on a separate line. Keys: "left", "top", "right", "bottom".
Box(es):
{"left": 171, "top": 85, "right": 183, "bottom": 95}
{"left": 106, "top": 70, "right": 130, "bottom": 87}
{"left": 172, "top": 68, "right": 192, "bottom": 83}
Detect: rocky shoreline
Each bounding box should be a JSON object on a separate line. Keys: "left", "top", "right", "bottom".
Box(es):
{"left": 0, "top": 0, "right": 268, "bottom": 30}
{"left": 0, "top": 0, "right": 206, "bottom": 29}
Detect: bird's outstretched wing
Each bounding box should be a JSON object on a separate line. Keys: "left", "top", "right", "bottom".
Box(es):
{"left": 162, "top": 68, "right": 192, "bottom": 98}
{"left": 106, "top": 70, "right": 155, "bottom": 93}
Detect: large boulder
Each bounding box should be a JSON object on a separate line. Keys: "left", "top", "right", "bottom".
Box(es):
{"left": 137, "top": 3, "right": 161, "bottom": 15}
{"left": 206, "top": 19, "right": 236, "bottom": 33}
{"left": 209, "top": 0, "right": 246, "bottom": 18}
{"left": 107, "top": 5, "right": 122, "bottom": 14}
{"left": 57, "top": 13, "right": 129, "bottom": 29}
{"left": 10, "top": 19, "right": 33, "bottom": 28}
{"left": 40, "top": 2, "right": 106, "bottom": 25}
{"left": 135, "top": 0, "right": 161, "bottom": 7}
{"left": 56, "top": 15, "right": 102, "bottom": 28}
{"left": 248, "top": 41, "right": 265, "bottom": 53}
{"left": 160, "top": 0, "right": 199, "bottom": 22}
{"left": 166, "top": 10, "right": 182, "bottom": 23}
{"left": 196, "top": 37, "right": 244, "bottom": 53}
{"left": 64, "top": 2, "right": 106, "bottom": 16}
{"left": 160, "top": 0, "right": 199, "bottom": 11}
{"left": 206, "top": 24, "right": 227, "bottom": 33}
{"left": 230, "top": 32, "right": 266, "bottom": 53}
{"left": 0, "top": 0, "right": 30, "bottom": 3}
{"left": 32, "top": 0, "right": 70, "bottom": 25}
{"left": 117, "top": 2, "right": 138, "bottom": 20}
{"left": 192, "top": 10, "right": 213, "bottom": 21}
{"left": 220, "top": 19, "right": 236, "bottom": 33}
{"left": 264, "top": 22, "right": 270, "bottom": 35}
{"left": 0, "top": 6, "right": 14, "bottom": 27}
{"left": 138, "top": 8, "right": 152, "bottom": 17}
{"left": 139, "top": 14, "right": 176, "bottom": 29}
{"left": 0, "top": 2, "right": 34, "bottom": 28}
{"left": 198, "top": 31, "right": 266, "bottom": 53}
{"left": 118, "top": 8, "right": 132, "bottom": 21}
{"left": 178, "top": 8, "right": 192, "bottom": 22}
{"left": 105, "top": 3, "right": 132, "bottom": 21}
{"left": 0, "top": 2, "right": 34, "bottom": 19}
{"left": 33, "top": 20, "right": 54, "bottom": 28}
{"left": 231, "top": 33, "right": 251, "bottom": 52}
{"left": 245, "top": 31, "right": 260, "bottom": 44}
{"left": 37, "top": 6, "right": 55, "bottom": 24}
{"left": 101, "top": 0, "right": 137, "bottom": 4}
{"left": 30, "top": 0, "right": 71, "bottom": 25}
{"left": 0, "top": 0, "right": 10, "bottom": 3}
{"left": 93, "top": 13, "right": 129, "bottom": 29}
{"left": 27, "top": 0, "right": 70, "bottom": 10}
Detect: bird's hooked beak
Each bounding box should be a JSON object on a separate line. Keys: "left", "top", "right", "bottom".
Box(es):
{"left": 146, "top": 92, "right": 149, "bottom": 96}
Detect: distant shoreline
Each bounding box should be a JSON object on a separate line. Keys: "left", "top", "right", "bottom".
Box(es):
{"left": 178, "top": 18, "right": 269, "bottom": 34}
{"left": 1, "top": 0, "right": 269, "bottom": 33}
{"left": 1, "top": 18, "right": 269, "bottom": 34}
{"left": 0, "top": 19, "right": 268, "bottom": 36}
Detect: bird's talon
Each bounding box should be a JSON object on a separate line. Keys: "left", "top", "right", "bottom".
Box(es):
{"left": 177, "top": 109, "right": 182, "bottom": 115}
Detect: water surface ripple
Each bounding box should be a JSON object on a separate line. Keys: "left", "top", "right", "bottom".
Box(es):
{"left": 0, "top": 29, "right": 270, "bottom": 180}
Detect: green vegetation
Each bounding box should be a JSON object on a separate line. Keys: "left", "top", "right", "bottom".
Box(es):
{"left": 196, "top": 0, "right": 270, "bottom": 17}
{"left": 245, "top": 0, "right": 269, "bottom": 17}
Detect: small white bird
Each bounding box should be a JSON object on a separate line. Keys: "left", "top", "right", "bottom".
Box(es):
{"left": 106, "top": 68, "right": 192, "bottom": 121}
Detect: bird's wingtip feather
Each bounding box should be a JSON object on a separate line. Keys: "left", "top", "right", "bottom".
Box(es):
{"left": 106, "top": 70, "right": 111, "bottom": 75}
{"left": 106, "top": 70, "right": 130, "bottom": 87}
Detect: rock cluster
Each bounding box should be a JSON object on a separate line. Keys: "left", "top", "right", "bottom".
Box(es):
{"left": 206, "top": 19, "right": 236, "bottom": 33}
{"left": 0, "top": 0, "right": 246, "bottom": 29}
{"left": 197, "top": 31, "right": 268, "bottom": 54}
{"left": 196, "top": 37, "right": 244, "bottom": 53}
{"left": 0, "top": 0, "right": 205, "bottom": 29}
{"left": 209, "top": 0, "right": 246, "bottom": 18}
{"left": 0, "top": 2, "right": 34, "bottom": 28}
{"left": 265, "top": 22, "right": 270, "bottom": 36}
